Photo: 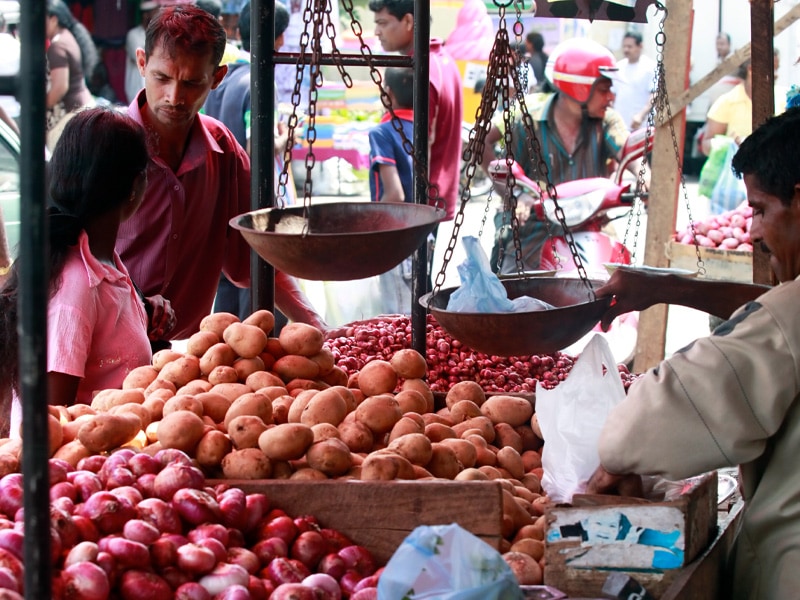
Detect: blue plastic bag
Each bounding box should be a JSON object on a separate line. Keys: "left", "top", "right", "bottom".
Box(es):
{"left": 377, "top": 523, "right": 523, "bottom": 600}
{"left": 710, "top": 140, "right": 747, "bottom": 215}
{"left": 447, "top": 236, "right": 553, "bottom": 313}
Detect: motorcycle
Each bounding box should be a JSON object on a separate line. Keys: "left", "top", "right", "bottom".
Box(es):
{"left": 487, "top": 126, "right": 651, "bottom": 277}
{"left": 486, "top": 127, "right": 652, "bottom": 363}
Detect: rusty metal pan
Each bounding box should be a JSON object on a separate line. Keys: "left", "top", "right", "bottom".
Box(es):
{"left": 420, "top": 277, "right": 612, "bottom": 356}
{"left": 230, "top": 202, "right": 443, "bottom": 281}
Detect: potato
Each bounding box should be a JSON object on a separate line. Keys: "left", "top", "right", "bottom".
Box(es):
{"left": 388, "top": 415, "right": 424, "bottom": 442}
{"left": 445, "top": 381, "right": 486, "bottom": 409}
{"left": 494, "top": 422, "right": 524, "bottom": 452}
{"left": 425, "top": 443, "right": 463, "bottom": 479}
{"left": 200, "top": 312, "right": 240, "bottom": 338}
{"left": 271, "top": 395, "right": 294, "bottom": 425}
{"left": 61, "top": 414, "right": 94, "bottom": 444}
{"left": 481, "top": 395, "right": 534, "bottom": 427}
{"left": 387, "top": 432, "right": 432, "bottom": 466}
{"left": 389, "top": 349, "right": 428, "bottom": 379}
{"left": 300, "top": 388, "right": 348, "bottom": 427}
{"left": 142, "top": 395, "right": 166, "bottom": 422}
{"left": 337, "top": 420, "right": 374, "bottom": 453}
{"left": 152, "top": 349, "right": 184, "bottom": 371}
{"left": 357, "top": 360, "right": 397, "bottom": 397}
{"left": 194, "top": 392, "right": 231, "bottom": 424}
{"left": 360, "top": 452, "right": 415, "bottom": 481}
{"left": 179, "top": 379, "right": 214, "bottom": 395}
{"left": 455, "top": 467, "right": 490, "bottom": 481}
{"left": 162, "top": 395, "right": 204, "bottom": 418}
{"left": 207, "top": 365, "right": 239, "bottom": 386}
{"left": 67, "top": 403, "right": 97, "bottom": 420}
{"left": 222, "top": 448, "right": 272, "bottom": 479}
{"left": 200, "top": 343, "right": 237, "bottom": 376}
{"left": 305, "top": 438, "right": 352, "bottom": 477}
{"left": 223, "top": 391, "right": 274, "bottom": 430}
{"left": 439, "top": 438, "right": 478, "bottom": 469}
{"left": 273, "top": 355, "right": 321, "bottom": 383}
{"left": 311, "top": 423, "right": 340, "bottom": 442}
{"left": 278, "top": 322, "right": 325, "bottom": 357}
{"left": 256, "top": 386, "right": 291, "bottom": 402}
{"left": 453, "top": 416, "right": 496, "bottom": 442}
{"left": 265, "top": 337, "right": 286, "bottom": 359}
{"left": 109, "top": 402, "right": 153, "bottom": 429}
{"left": 185, "top": 330, "right": 220, "bottom": 358}
{"left": 401, "top": 379, "right": 435, "bottom": 413}
{"left": 91, "top": 388, "right": 145, "bottom": 412}
{"left": 48, "top": 413, "right": 63, "bottom": 457}
{"left": 329, "top": 386, "right": 357, "bottom": 413}
{"left": 233, "top": 356, "right": 266, "bottom": 382}
{"left": 0, "top": 454, "right": 19, "bottom": 479}
{"left": 52, "top": 439, "right": 92, "bottom": 468}
{"left": 195, "top": 429, "right": 232, "bottom": 470}
{"left": 242, "top": 309, "right": 276, "bottom": 336}
{"left": 210, "top": 382, "right": 252, "bottom": 403}
{"left": 258, "top": 423, "right": 314, "bottom": 461}
{"left": 502, "top": 551, "right": 542, "bottom": 586}
{"left": 145, "top": 378, "right": 176, "bottom": 397}
{"left": 228, "top": 415, "right": 269, "bottom": 449}
{"left": 394, "top": 390, "right": 428, "bottom": 415}
{"left": 290, "top": 468, "right": 327, "bottom": 481}
{"left": 77, "top": 413, "right": 142, "bottom": 453}
{"left": 320, "top": 366, "right": 349, "bottom": 387}
{"left": 308, "top": 348, "right": 335, "bottom": 377}
{"left": 156, "top": 410, "right": 206, "bottom": 453}
{"left": 223, "top": 322, "right": 269, "bottom": 359}
{"left": 424, "top": 422, "right": 457, "bottom": 442}
{"left": 355, "top": 394, "right": 402, "bottom": 435}
{"left": 286, "top": 379, "right": 327, "bottom": 394}
{"left": 246, "top": 371, "right": 285, "bottom": 391}
{"left": 156, "top": 355, "right": 202, "bottom": 388}
{"left": 122, "top": 365, "right": 159, "bottom": 390}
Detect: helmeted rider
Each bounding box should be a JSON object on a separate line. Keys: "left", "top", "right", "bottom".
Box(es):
{"left": 481, "top": 37, "right": 637, "bottom": 274}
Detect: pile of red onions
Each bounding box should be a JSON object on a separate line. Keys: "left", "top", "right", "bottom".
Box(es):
{"left": 0, "top": 451, "right": 380, "bottom": 599}
{"left": 673, "top": 202, "right": 753, "bottom": 251}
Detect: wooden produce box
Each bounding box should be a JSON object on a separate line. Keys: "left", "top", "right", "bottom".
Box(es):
{"left": 543, "top": 471, "right": 718, "bottom": 599}
{"left": 665, "top": 241, "right": 752, "bottom": 283}
{"left": 220, "top": 479, "right": 504, "bottom": 566}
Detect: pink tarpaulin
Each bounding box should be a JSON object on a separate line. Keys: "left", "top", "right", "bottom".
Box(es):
{"left": 445, "top": 0, "right": 496, "bottom": 61}
{"left": 533, "top": 0, "right": 658, "bottom": 23}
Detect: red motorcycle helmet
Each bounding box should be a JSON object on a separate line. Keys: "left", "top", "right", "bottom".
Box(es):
{"left": 545, "top": 38, "right": 620, "bottom": 104}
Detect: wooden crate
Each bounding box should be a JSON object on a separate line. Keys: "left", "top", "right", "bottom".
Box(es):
{"left": 221, "top": 479, "right": 504, "bottom": 566}
{"left": 665, "top": 241, "right": 752, "bottom": 283}
{"left": 543, "top": 471, "right": 718, "bottom": 599}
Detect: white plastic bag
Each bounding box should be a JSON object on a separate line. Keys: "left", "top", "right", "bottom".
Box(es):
{"left": 377, "top": 523, "right": 523, "bottom": 600}
{"left": 536, "top": 335, "right": 626, "bottom": 503}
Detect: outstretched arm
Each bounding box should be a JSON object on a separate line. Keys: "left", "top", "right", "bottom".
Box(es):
{"left": 596, "top": 267, "right": 769, "bottom": 330}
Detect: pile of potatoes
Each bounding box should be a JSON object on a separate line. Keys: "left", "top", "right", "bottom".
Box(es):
{"left": 17, "top": 310, "right": 550, "bottom": 581}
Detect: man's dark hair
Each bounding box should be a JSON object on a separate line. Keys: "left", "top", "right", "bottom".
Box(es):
{"left": 736, "top": 59, "right": 751, "bottom": 81}
{"left": 384, "top": 67, "right": 413, "bottom": 109}
{"left": 196, "top": 0, "right": 222, "bottom": 20}
{"left": 367, "top": 0, "right": 413, "bottom": 19}
{"left": 526, "top": 31, "right": 544, "bottom": 53}
{"left": 145, "top": 4, "right": 227, "bottom": 68}
{"left": 275, "top": 2, "right": 289, "bottom": 39}
{"left": 238, "top": 2, "right": 287, "bottom": 53}
{"left": 717, "top": 31, "right": 731, "bottom": 44}
{"left": 732, "top": 106, "right": 800, "bottom": 205}
{"left": 623, "top": 30, "right": 643, "bottom": 45}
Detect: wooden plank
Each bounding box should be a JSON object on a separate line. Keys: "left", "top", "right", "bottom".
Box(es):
{"left": 634, "top": 0, "right": 693, "bottom": 372}
{"left": 219, "top": 479, "right": 504, "bottom": 565}
{"left": 665, "top": 241, "right": 753, "bottom": 283}
{"left": 659, "top": 2, "right": 800, "bottom": 122}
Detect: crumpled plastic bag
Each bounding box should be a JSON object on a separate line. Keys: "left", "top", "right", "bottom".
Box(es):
{"left": 377, "top": 523, "right": 523, "bottom": 600}
{"left": 447, "top": 236, "right": 553, "bottom": 313}
{"left": 536, "top": 335, "right": 626, "bottom": 503}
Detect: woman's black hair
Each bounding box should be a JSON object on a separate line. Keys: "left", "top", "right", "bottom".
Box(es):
{"left": 47, "top": 0, "right": 99, "bottom": 84}
{"left": 0, "top": 107, "right": 148, "bottom": 409}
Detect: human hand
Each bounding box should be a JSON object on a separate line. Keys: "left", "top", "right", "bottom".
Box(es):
{"left": 586, "top": 465, "right": 643, "bottom": 497}
{"left": 145, "top": 294, "right": 176, "bottom": 341}
{"left": 595, "top": 268, "right": 661, "bottom": 331}
{"left": 274, "top": 122, "right": 289, "bottom": 156}
{"left": 322, "top": 324, "right": 354, "bottom": 340}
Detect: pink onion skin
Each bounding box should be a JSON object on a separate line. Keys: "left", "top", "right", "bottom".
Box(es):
{"left": 302, "top": 573, "right": 342, "bottom": 600}
{"left": 226, "top": 547, "right": 260, "bottom": 575}
{"left": 317, "top": 553, "right": 347, "bottom": 580}
{"left": 50, "top": 481, "right": 77, "bottom": 503}
{"left": 109, "top": 485, "right": 143, "bottom": 507}
{"left": 134, "top": 473, "right": 156, "bottom": 498}
{"left": 265, "top": 557, "right": 310, "bottom": 586}
{"left": 118, "top": 570, "right": 173, "bottom": 600}
{"left": 160, "top": 565, "right": 192, "bottom": 590}
{"left": 176, "top": 543, "right": 217, "bottom": 575}
{"left": 198, "top": 563, "right": 250, "bottom": 596}
{"left": 153, "top": 463, "right": 206, "bottom": 502}
{"left": 76, "top": 455, "right": 107, "bottom": 474}
{"left": 61, "top": 561, "right": 110, "bottom": 600}
{"left": 127, "top": 453, "right": 161, "bottom": 478}
{"left": 251, "top": 536, "right": 288, "bottom": 566}
{"left": 337, "top": 545, "right": 376, "bottom": 577}
{"left": 71, "top": 515, "right": 100, "bottom": 543}
{"left": 212, "top": 584, "right": 251, "bottom": 600}
{"left": 174, "top": 582, "right": 212, "bottom": 600}
{"left": 0, "top": 475, "right": 24, "bottom": 519}
{"left": 188, "top": 523, "right": 229, "bottom": 546}
{"left": 339, "top": 570, "right": 364, "bottom": 598}
{"left": 172, "top": 488, "right": 222, "bottom": 526}
{"left": 104, "top": 536, "right": 151, "bottom": 570}
{"left": 196, "top": 537, "right": 227, "bottom": 564}
{"left": 76, "top": 491, "right": 136, "bottom": 535}
{"left": 0, "top": 565, "right": 19, "bottom": 594}
{"left": 153, "top": 448, "right": 194, "bottom": 468}
{"left": 68, "top": 471, "right": 104, "bottom": 503}
{"left": 64, "top": 541, "right": 99, "bottom": 568}
{"left": 350, "top": 588, "right": 379, "bottom": 600}
{"left": 135, "top": 498, "right": 182, "bottom": 534}
{"left": 50, "top": 505, "right": 79, "bottom": 549}
{"left": 270, "top": 583, "right": 317, "bottom": 600}
{"left": 291, "top": 530, "right": 329, "bottom": 570}
{"left": 49, "top": 459, "right": 73, "bottom": 485}
{"left": 0, "top": 530, "right": 23, "bottom": 561}
{"left": 248, "top": 575, "right": 272, "bottom": 600}
{"left": 103, "top": 466, "right": 136, "bottom": 490}
{"left": 217, "top": 488, "right": 247, "bottom": 530}
{"left": 122, "top": 519, "right": 160, "bottom": 546}
{"left": 243, "top": 493, "right": 269, "bottom": 533}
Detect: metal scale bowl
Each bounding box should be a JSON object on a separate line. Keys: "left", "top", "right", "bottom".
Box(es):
{"left": 421, "top": 277, "right": 612, "bottom": 357}
{"left": 230, "top": 202, "right": 443, "bottom": 281}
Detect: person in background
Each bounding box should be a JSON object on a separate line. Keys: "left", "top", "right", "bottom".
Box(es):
{"left": 0, "top": 12, "right": 20, "bottom": 135}
{"left": 702, "top": 60, "right": 753, "bottom": 155}
{"left": 368, "top": 0, "right": 463, "bottom": 223}
{"left": 480, "top": 38, "right": 632, "bottom": 274}
{"left": 613, "top": 30, "right": 656, "bottom": 130}
{"left": 525, "top": 31, "right": 548, "bottom": 91}
{"left": 204, "top": 1, "right": 294, "bottom": 325}
{"left": 124, "top": 0, "right": 159, "bottom": 105}
{"left": 368, "top": 66, "right": 415, "bottom": 314}
{"left": 588, "top": 106, "right": 800, "bottom": 600}
{"left": 716, "top": 31, "right": 732, "bottom": 62}
{"left": 0, "top": 107, "right": 175, "bottom": 437}
{"left": 122, "top": 4, "right": 332, "bottom": 346}
{"left": 45, "top": 0, "right": 98, "bottom": 150}
{"left": 195, "top": 0, "right": 246, "bottom": 65}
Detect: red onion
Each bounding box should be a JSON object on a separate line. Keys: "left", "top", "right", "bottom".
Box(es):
{"left": 64, "top": 541, "right": 99, "bottom": 568}
{"left": 211, "top": 584, "right": 251, "bottom": 600}
{"left": 109, "top": 485, "right": 143, "bottom": 507}
{"left": 172, "top": 488, "right": 221, "bottom": 526}
{"left": 243, "top": 493, "right": 270, "bottom": 533}
{"left": 153, "top": 448, "right": 193, "bottom": 468}
{"left": 248, "top": 575, "right": 272, "bottom": 600}
{"left": 251, "top": 537, "right": 288, "bottom": 566}
{"left": 0, "top": 530, "right": 23, "bottom": 561}
{"left": 174, "top": 582, "right": 212, "bottom": 600}
{"left": 0, "top": 475, "right": 24, "bottom": 519}
{"left": 198, "top": 563, "right": 249, "bottom": 595}
{"left": 118, "top": 569, "right": 172, "bottom": 600}
{"left": 270, "top": 583, "right": 316, "bottom": 600}
{"left": 104, "top": 536, "right": 151, "bottom": 570}
{"left": 136, "top": 498, "right": 182, "bottom": 534}
{"left": 50, "top": 505, "right": 79, "bottom": 550}
{"left": 149, "top": 535, "right": 180, "bottom": 569}
{"left": 337, "top": 545, "right": 376, "bottom": 577}
{"left": 71, "top": 515, "right": 100, "bottom": 543}
{"left": 176, "top": 543, "right": 217, "bottom": 575}
{"left": 127, "top": 453, "right": 161, "bottom": 478}
{"left": 338, "top": 570, "right": 364, "bottom": 598}
{"left": 76, "top": 455, "right": 107, "bottom": 474}
{"left": 50, "top": 481, "right": 77, "bottom": 503}
{"left": 61, "top": 561, "right": 110, "bottom": 600}
{"left": 197, "top": 537, "right": 227, "bottom": 564}
{"left": 49, "top": 458, "right": 73, "bottom": 484}
{"left": 317, "top": 553, "right": 347, "bottom": 580}
{"left": 217, "top": 488, "right": 247, "bottom": 530}
{"left": 258, "top": 515, "right": 297, "bottom": 546}
{"left": 350, "top": 588, "right": 378, "bottom": 600}
{"left": 188, "top": 523, "right": 229, "bottom": 546}
{"left": 302, "top": 573, "right": 342, "bottom": 600}
{"left": 319, "top": 529, "right": 352, "bottom": 552}
{"left": 265, "top": 557, "right": 310, "bottom": 586}
{"left": 76, "top": 491, "right": 136, "bottom": 535}
{"left": 68, "top": 471, "right": 104, "bottom": 503}
{"left": 134, "top": 473, "right": 156, "bottom": 498}
{"left": 94, "top": 551, "right": 115, "bottom": 582}
{"left": 0, "top": 550, "right": 21, "bottom": 593}
{"left": 226, "top": 547, "right": 260, "bottom": 575}
{"left": 227, "top": 528, "right": 245, "bottom": 549}
{"left": 0, "top": 565, "right": 19, "bottom": 594}
{"left": 291, "top": 530, "right": 329, "bottom": 570}
{"left": 122, "top": 519, "right": 160, "bottom": 546}
{"left": 153, "top": 463, "right": 206, "bottom": 502}
{"left": 161, "top": 565, "right": 192, "bottom": 590}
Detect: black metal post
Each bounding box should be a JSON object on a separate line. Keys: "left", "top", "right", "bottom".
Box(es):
{"left": 19, "top": 1, "right": 52, "bottom": 597}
